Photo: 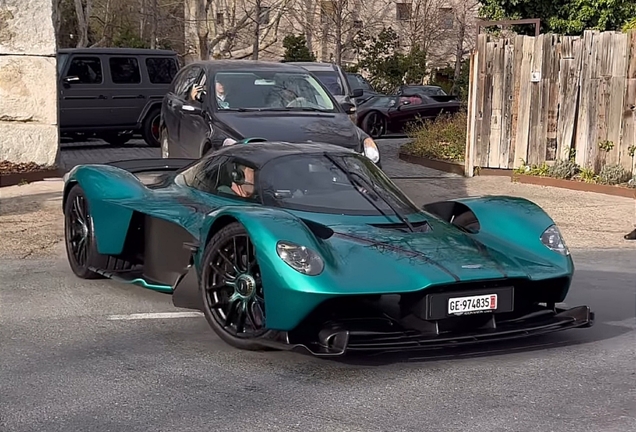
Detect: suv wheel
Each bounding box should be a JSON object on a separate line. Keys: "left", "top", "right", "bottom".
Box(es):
{"left": 102, "top": 132, "right": 132, "bottom": 146}
{"left": 142, "top": 108, "right": 161, "bottom": 147}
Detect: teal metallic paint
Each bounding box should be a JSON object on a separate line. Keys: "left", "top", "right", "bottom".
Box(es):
{"left": 64, "top": 164, "right": 575, "bottom": 332}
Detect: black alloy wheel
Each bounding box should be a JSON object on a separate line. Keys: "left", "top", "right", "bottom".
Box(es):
{"left": 362, "top": 111, "right": 386, "bottom": 139}
{"left": 200, "top": 222, "right": 274, "bottom": 350}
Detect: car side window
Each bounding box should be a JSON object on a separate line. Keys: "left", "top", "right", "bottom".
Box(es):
{"left": 109, "top": 57, "right": 141, "bottom": 84}
{"left": 65, "top": 56, "right": 103, "bottom": 84}
{"left": 180, "top": 156, "right": 227, "bottom": 194}
{"left": 146, "top": 57, "right": 179, "bottom": 84}
{"left": 174, "top": 66, "right": 203, "bottom": 100}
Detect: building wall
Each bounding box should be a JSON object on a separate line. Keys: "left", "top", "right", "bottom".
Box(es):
{"left": 0, "top": 0, "right": 59, "bottom": 166}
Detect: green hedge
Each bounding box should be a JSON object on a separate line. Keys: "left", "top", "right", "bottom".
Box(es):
{"left": 401, "top": 111, "right": 467, "bottom": 162}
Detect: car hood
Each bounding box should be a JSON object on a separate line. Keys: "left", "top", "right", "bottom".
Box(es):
{"left": 216, "top": 112, "right": 363, "bottom": 149}
{"left": 308, "top": 219, "right": 571, "bottom": 294}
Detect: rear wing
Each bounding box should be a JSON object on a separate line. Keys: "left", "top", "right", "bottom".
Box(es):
{"left": 106, "top": 158, "right": 197, "bottom": 174}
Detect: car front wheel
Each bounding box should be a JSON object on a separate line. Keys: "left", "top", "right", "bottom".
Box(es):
{"left": 200, "top": 222, "right": 274, "bottom": 351}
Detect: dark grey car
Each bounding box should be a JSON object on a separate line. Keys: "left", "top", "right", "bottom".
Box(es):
{"left": 58, "top": 48, "right": 180, "bottom": 146}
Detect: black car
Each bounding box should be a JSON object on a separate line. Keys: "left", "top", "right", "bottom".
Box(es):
{"left": 346, "top": 72, "right": 382, "bottom": 105}
{"left": 159, "top": 60, "right": 381, "bottom": 166}
{"left": 356, "top": 94, "right": 461, "bottom": 138}
{"left": 58, "top": 48, "right": 181, "bottom": 146}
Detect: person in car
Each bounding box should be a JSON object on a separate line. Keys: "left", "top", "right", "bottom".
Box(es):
{"left": 217, "top": 164, "right": 255, "bottom": 198}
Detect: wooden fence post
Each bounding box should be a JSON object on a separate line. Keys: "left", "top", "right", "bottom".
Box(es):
{"left": 465, "top": 50, "right": 480, "bottom": 177}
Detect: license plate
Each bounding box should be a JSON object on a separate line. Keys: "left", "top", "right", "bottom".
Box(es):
{"left": 448, "top": 294, "right": 497, "bottom": 315}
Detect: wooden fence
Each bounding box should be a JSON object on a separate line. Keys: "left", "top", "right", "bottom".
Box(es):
{"left": 464, "top": 30, "right": 636, "bottom": 177}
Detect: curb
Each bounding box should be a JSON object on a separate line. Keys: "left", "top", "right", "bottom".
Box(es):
{"left": 0, "top": 169, "right": 65, "bottom": 188}
{"left": 398, "top": 153, "right": 466, "bottom": 176}
{"left": 512, "top": 174, "right": 636, "bottom": 198}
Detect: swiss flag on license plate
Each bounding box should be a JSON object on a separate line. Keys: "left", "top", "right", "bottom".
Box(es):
{"left": 490, "top": 295, "right": 497, "bottom": 309}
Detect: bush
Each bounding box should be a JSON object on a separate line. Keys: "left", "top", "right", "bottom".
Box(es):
{"left": 598, "top": 163, "right": 632, "bottom": 185}
{"left": 401, "top": 111, "right": 467, "bottom": 162}
{"left": 548, "top": 159, "right": 579, "bottom": 179}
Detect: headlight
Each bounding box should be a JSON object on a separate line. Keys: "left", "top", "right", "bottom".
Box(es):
{"left": 223, "top": 138, "right": 237, "bottom": 147}
{"left": 276, "top": 241, "right": 324, "bottom": 276}
{"left": 540, "top": 225, "right": 569, "bottom": 255}
{"left": 363, "top": 137, "right": 380, "bottom": 163}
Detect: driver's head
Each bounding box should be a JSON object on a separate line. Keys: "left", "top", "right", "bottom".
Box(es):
{"left": 232, "top": 164, "right": 255, "bottom": 198}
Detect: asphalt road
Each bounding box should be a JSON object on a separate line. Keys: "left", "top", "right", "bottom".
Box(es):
{"left": 2, "top": 140, "right": 635, "bottom": 432}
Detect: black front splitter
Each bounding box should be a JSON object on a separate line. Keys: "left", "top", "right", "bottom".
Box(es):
{"left": 255, "top": 305, "right": 595, "bottom": 357}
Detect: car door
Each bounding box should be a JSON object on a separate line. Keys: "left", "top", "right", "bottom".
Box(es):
{"left": 59, "top": 55, "right": 108, "bottom": 129}
{"left": 163, "top": 65, "right": 203, "bottom": 158}
{"left": 103, "top": 55, "right": 146, "bottom": 128}
{"left": 177, "top": 69, "right": 210, "bottom": 158}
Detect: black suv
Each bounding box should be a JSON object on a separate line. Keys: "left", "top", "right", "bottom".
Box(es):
{"left": 58, "top": 48, "right": 180, "bottom": 146}
{"left": 159, "top": 60, "right": 381, "bottom": 166}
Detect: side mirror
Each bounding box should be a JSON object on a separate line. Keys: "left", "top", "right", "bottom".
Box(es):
{"left": 351, "top": 88, "right": 364, "bottom": 98}
{"left": 340, "top": 102, "right": 356, "bottom": 115}
{"left": 181, "top": 104, "right": 203, "bottom": 115}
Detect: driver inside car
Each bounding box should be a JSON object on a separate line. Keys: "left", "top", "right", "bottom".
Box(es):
{"left": 217, "top": 163, "right": 255, "bottom": 198}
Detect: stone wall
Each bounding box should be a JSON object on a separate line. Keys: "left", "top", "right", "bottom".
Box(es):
{"left": 0, "top": 0, "right": 58, "bottom": 166}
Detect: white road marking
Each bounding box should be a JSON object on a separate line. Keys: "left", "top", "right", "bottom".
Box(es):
{"left": 107, "top": 312, "right": 204, "bottom": 321}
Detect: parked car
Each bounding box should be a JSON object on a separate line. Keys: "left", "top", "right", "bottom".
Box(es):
{"left": 58, "top": 47, "right": 181, "bottom": 146}
{"left": 159, "top": 60, "right": 381, "bottom": 166}
{"left": 346, "top": 72, "right": 381, "bottom": 105}
{"left": 61, "top": 141, "right": 594, "bottom": 356}
{"left": 287, "top": 62, "right": 363, "bottom": 121}
{"left": 393, "top": 84, "right": 459, "bottom": 103}
{"left": 356, "top": 94, "right": 462, "bottom": 138}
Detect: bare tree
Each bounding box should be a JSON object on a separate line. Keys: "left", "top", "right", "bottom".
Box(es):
{"left": 294, "top": 0, "right": 393, "bottom": 65}
{"left": 73, "top": 0, "right": 92, "bottom": 47}
{"left": 449, "top": 0, "right": 479, "bottom": 93}
{"left": 183, "top": 0, "right": 291, "bottom": 63}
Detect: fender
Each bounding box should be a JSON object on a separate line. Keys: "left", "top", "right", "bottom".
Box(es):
{"left": 199, "top": 206, "right": 338, "bottom": 330}
{"left": 137, "top": 100, "right": 162, "bottom": 125}
{"left": 423, "top": 195, "right": 572, "bottom": 269}
{"left": 63, "top": 165, "right": 146, "bottom": 255}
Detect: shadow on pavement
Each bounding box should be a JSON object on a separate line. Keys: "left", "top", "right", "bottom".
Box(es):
{"left": 0, "top": 191, "right": 62, "bottom": 217}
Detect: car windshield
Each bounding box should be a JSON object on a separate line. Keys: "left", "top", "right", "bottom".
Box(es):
{"left": 258, "top": 153, "right": 420, "bottom": 216}
{"left": 214, "top": 71, "right": 337, "bottom": 112}
{"left": 308, "top": 70, "right": 345, "bottom": 95}
{"left": 347, "top": 74, "right": 373, "bottom": 91}
{"left": 407, "top": 86, "right": 447, "bottom": 96}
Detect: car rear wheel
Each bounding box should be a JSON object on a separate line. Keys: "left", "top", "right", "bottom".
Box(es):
{"left": 64, "top": 184, "right": 133, "bottom": 279}
{"left": 142, "top": 108, "right": 161, "bottom": 147}
{"left": 200, "top": 222, "right": 274, "bottom": 350}
{"left": 362, "top": 111, "right": 386, "bottom": 139}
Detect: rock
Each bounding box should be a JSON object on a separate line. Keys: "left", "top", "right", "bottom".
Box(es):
{"left": 0, "top": 0, "right": 56, "bottom": 56}
{"left": 0, "top": 56, "right": 57, "bottom": 125}
{"left": 0, "top": 123, "right": 59, "bottom": 166}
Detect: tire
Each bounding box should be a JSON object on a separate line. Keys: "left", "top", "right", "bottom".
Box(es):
{"left": 141, "top": 107, "right": 161, "bottom": 147}
{"left": 361, "top": 111, "right": 386, "bottom": 139}
{"left": 64, "top": 184, "right": 133, "bottom": 279}
{"left": 200, "top": 222, "right": 275, "bottom": 351}
{"left": 102, "top": 132, "right": 132, "bottom": 146}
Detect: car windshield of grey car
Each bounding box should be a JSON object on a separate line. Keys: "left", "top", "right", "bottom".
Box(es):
{"left": 305, "top": 70, "right": 345, "bottom": 96}
{"left": 213, "top": 72, "right": 338, "bottom": 112}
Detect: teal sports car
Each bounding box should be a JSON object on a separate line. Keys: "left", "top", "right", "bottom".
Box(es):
{"left": 62, "top": 141, "right": 594, "bottom": 356}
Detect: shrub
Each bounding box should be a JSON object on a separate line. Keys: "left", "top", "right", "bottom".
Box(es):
{"left": 401, "top": 111, "right": 467, "bottom": 162}
{"left": 548, "top": 159, "right": 579, "bottom": 179}
{"left": 598, "top": 163, "right": 632, "bottom": 185}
